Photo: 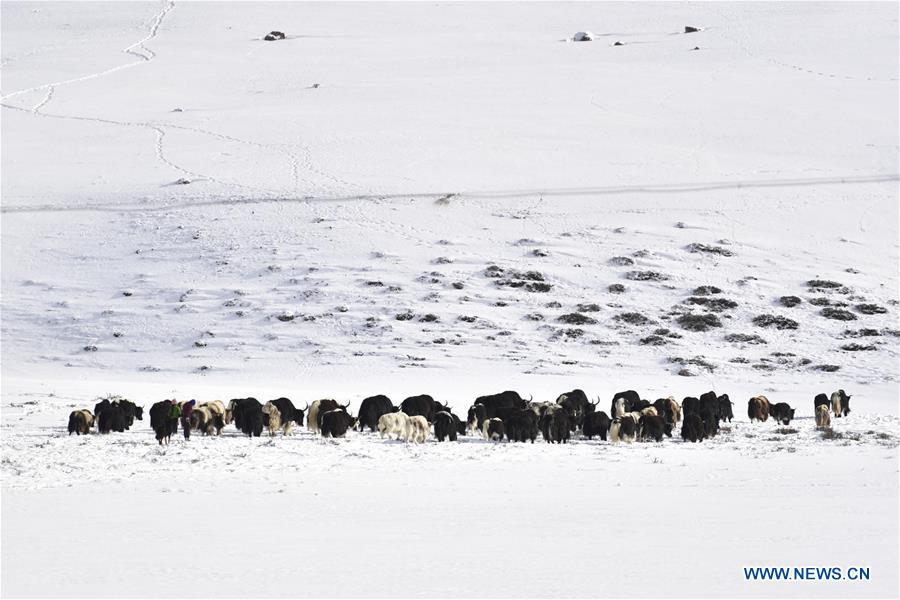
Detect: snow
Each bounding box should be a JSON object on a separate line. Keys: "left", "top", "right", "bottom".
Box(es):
{"left": 1, "top": 1, "right": 898, "bottom": 597}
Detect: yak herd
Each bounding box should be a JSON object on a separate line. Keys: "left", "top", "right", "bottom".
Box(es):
{"left": 67, "top": 388, "right": 854, "bottom": 446}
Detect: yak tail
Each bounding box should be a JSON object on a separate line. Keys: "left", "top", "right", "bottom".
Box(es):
{"left": 67, "top": 413, "right": 77, "bottom": 434}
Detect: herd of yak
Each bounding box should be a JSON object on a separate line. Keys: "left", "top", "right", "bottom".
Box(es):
{"left": 66, "top": 388, "right": 853, "bottom": 446}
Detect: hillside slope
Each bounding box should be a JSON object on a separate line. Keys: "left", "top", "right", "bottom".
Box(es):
{"left": 1, "top": 2, "right": 898, "bottom": 598}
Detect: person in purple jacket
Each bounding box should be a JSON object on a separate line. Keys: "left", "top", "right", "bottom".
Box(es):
{"left": 181, "top": 399, "right": 196, "bottom": 440}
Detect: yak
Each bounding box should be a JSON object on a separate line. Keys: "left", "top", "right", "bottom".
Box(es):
{"left": 434, "top": 411, "right": 458, "bottom": 442}
{"left": 356, "top": 395, "right": 396, "bottom": 433}
{"left": 68, "top": 410, "right": 94, "bottom": 435}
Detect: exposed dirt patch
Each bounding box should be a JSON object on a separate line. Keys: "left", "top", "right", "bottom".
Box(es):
{"left": 626, "top": 271, "right": 670, "bottom": 282}
{"left": 779, "top": 296, "right": 802, "bottom": 307}
{"left": 821, "top": 307, "right": 857, "bottom": 321}
{"left": 692, "top": 285, "right": 722, "bottom": 296}
{"left": 558, "top": 313, "right": 597, "bottom": 325}
{"left": 677, "top": 313, "right": 722, "bottom": 331}
{"left": 752, "top": 314, "right": 799, "bottom": 330}
{"left": 686, "top": 296, "right": 738, "bottom": 312}
{"left": 686, "top": 243, "right": 735, "bottom": 257}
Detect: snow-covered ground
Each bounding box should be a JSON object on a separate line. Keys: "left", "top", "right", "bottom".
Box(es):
{"left": 2, "top": 1, "right": 898, "bottom": 598}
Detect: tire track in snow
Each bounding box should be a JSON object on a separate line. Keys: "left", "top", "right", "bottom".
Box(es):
{"left": 155, "top": 122, "right": 322, "bottom": 193}
{"left": 31, "top": 86, "right": 54, "bottom": 113}
{"left": 3, "top": 174, "right": 896, "bottom": 214}
{"left": 302, "top": 152, "right": 369, "bottom": 195}
{"left": 148, "top": 123, "right": 291, "bottom": 194}
{"left": 152, "top": 126, "right": 206, "bottom": 182}
{"left": 1, "top": 1, "right": 176, "bottom": 109}
{"left": 5, "top": 96, "right": 341, "bottom": 197}
{"left": 0, "top": 101, "right": 281, "bottom": 195}
{"left": 0, "top": 0, "right": 293, "bottom": 197}
{"left": 166, "top": 120, "right": 362, "bottom": 197}
{"left": 123, "top": 0, "right": 175, "bottom": 62}
{"left": 707, "top": 6, "right": 898, "bottom": 83}
{"left": 3, "top": 0, "right": 363, "bottom": 198}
